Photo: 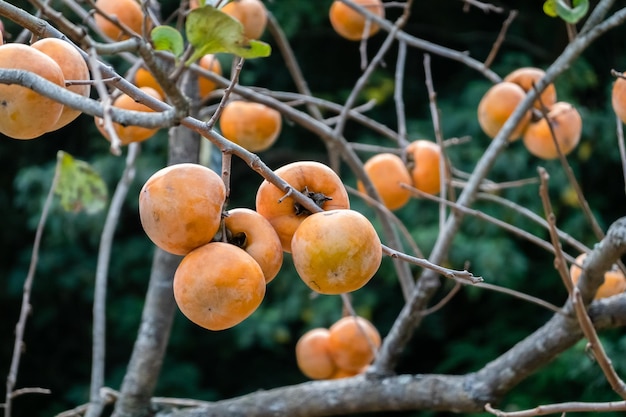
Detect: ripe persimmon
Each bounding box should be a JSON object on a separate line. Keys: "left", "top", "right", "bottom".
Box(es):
{"left": 221, "top": 0, "right": 268, "bottom": 40}
{"left": 291, "top": 209, "right": 382, "bottom": 294}
{"left": 329, "top": 0, "right": 384, "bottom": 41}
{"left": 173, "top": 241, "right": 266, "bottom": 331}
{"left": 31, "top": 38, "right": 91, "bottom": 131}
{"left": 134, "top": 67, "right": 164, "bottom": 97}
{"left": 94, "top": 0, "right": 145, "bottom": 41}
{"left": 295, "top": 328, "right": 337, "bottom": 380}
{"left": 255, "top": 161, "right": 350, "bottom": 252}
{"left": 95, "top": 86, "right": 163, "bottom": 145}
{"left": 570, "top": 253, "right": 626, "bottom": 300}
{"left": 219, "top": 100, "right": 282, "bottom": 152}
{"left": 328, "top": 316, "right": 381, "bottom": 372}
{"left": 503, "top": 67, "right": 557, "bottom": 110}
{"left": 198, "top": 54, "right": 223, "bottom": 98}
{"left": 357, "top": 153, "right": 413, "bottom": 211}
{"left": 522, "top": 101, "right": 582, "bottom": 160}
{"left": 223, "top": 208, "right": 283, "bottom": 283}
{"left": 477, "top": 81, "right": 532, "bottom": 141}
{"left": 139, "top": 163, "right": 226, "bottom": 256}
{"left": 405, "top": 140, "right": 447, "bottom": 195}
{"left": 0, "top": 43, "right": 65, "bottom": 140}
{"left": 611, "top": 74, "right": 626, "bottom": 125}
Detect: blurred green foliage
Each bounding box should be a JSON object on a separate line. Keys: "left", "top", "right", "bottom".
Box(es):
{"left": 1, "top": 1, "right": 626, "bottom": 417}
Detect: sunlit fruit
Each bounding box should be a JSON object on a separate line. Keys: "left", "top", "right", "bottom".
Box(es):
{"left": 223, "top": 207, "right": 283, "bottom": 283}
{"left": 329, "top": 0, "right": 385, "bottom": 41}
{"left": 93, "top": 0, "right": 145, "bottom": 41}
{"left": 0, "top": 43, "right": 65, "bottom": 140}
{"left": 522, "top": 101, "right": 582, "bottom": 160}
{"left": 477, "top": 81, "right": 532, "bottom": 141}
{"left": 139, "top": 163, "right": 226, "bottom": 256}
{"left": 173, "top": 241, "right": 266, "bottom": 331}
{"left": 31, "top": 38, "right": 91, "bottom": 130}
{"left": 357, "top": 152, "right": 413, "bottom": 211}
{"left": 256, "top": 161, "right": 350, "bottom": 252}
{"left": 328, "top": 315, "right": 381, "bottom": 372}
{"left": 219, "top": 100, "right": 282, "bottom": 152}
{"left": 504, "top": 67, "right": 557, "bottom": 110}
{"left": 405, "top": 140, "right": 447, "bottom": 195}
{"left": 291, "top": 209, "right": 382, "bottom": 295}
{"left": 221, "top": 0, "right": 268, "bottom": 40}
{"left": 570, "top": 253, "right": 626, "bottom": 299}
{"left": 295, "top": 328, "right": 337, "bottom": 380}
{"left": 611, "top": 74, "right": 626, "bottom": 125}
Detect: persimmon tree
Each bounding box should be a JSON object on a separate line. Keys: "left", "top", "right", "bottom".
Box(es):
{"left": 2, "top": 1, "right": 626, "bottom": 417}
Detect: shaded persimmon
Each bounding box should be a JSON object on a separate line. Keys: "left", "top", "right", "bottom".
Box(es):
{"left": 219, "top": 100, "right": 282, "bottom": 152}
{"left": 570, "top": 253, "right": 626, "bottom": 300}
{"left": 173, "top": 241, "right": 266, "bottom": 331}
{"left": 139, "top": 163, "right": 226, "bottom": 256}
{"left": 31, "top": 38, "right": 91, "bottom": 131}
{"left": 329, "top": 0, "right": 384, "bottom": 41}
{"left": 327, "top": 315, "right": 381, "bottom": 372}
{"left": 503, "top": 67, "right": 557, "bottom": 110}
{"left": 477, "top": 81, "right": 532, "bottom": 141}
{"left": 223, "top": 208, "right": 283, "bottom": 283}
{"left": 221, "top": 0, "right": 268, "bottom": 40}
{"left": 295, "top": 328, "right": 337, "bottom": 380}
{"left": 611, "top": 74, "right": 626, "bottom": 125}
{"left": 198, "top": 54, "right": 223, "bottom": 98}
{"left": 291, "top": 209, "right": 382, "bottom": 295}
{"left": 255, "top": 161, "right": 350, "bottom": 252}
{"left": 405, "top": 140, "right": 447, "bottom": 195}
{"left": 93, "top": 0, "right": 145, "bottom": 41}
{"left": 134, "top": 67, "right": 164, "bottom": 97}
{"left": 357, "top": 152, "right": 413, "bottom": 211}
{"left": 0, "top": 43, "right": 65, "bottom": 140}
{"left": 522, "top": 101, "right": 582, "bottom": 160}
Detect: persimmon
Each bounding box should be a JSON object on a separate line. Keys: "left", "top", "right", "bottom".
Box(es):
{"left": 611, "top": 74, "right": 626, "bottom": 125}
{"left": 503, "top": 67, "right": 557, "bottom": 110}
{"left": 223, "top": 208, "right": 283, "bottom": 283}
{"left": 570, "top": 253, "right": 626, "bottom": 300}
{"left": 94, "top": 0, "right": 145, "bottom": 41}
{"left": 219, "top": 100, "right": 282, "bottom": 152}
{"left": 405, "top": 140, "right": 447, "bottom": 195}
{"left": 329, "top": 0, "right": 385, "bottom": 41}
{"left": 477, "top": 81, "right": 532, "bottom": 141}
{"left": 31, "top": 38, "right": 91, "bottom": 131}
{"left": 522, "top": 101, "right": 582, "bottom": 160}
{"left": 0, "top": 43, "right": 65, "bottom": 140}
{"left": 255, "top": 161, "right": 350, "bottom": 252}
{"left": 295, "top": 328, "right": 337, "bottom": 380}
{"left": 173, "top": 241, "right": 266, "bottom": 331}
{"left": 357, "top": 153, "right": 413, "bottom": 211}
{"left": 328, "top": 316, "right": 381, "bottom": 372}
{"left": 221, "top": 0, "right": 268, "bottom": 40}
{"left": 330, "top": 367, "right": 364, "bottom": 379}
{"left": 139, "top": 163, "right": 226, "bottom": 256}
{"left": 198, "top": 54, "right": 223, "bottom": 98}
{"left": 95, "top": 86, "right": 163, "bottom": 145}
{"left": 291, "top": 209, "right": 382, "bottom": 295}
{"left": 134, "top": 67, "right": 164, "bottom": 97}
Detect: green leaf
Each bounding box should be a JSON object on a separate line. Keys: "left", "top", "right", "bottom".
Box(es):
{"left": 54, "top": 151, "right": 108, "bottom": 214}
{"left": 555, "top": 0, "right": 589, "bottom": 24}
{"left": 151, "top": 25, "right": 185, "bottom": 58}
{"left": 185, "top": 6, "right": 271, "bottom": 64}
{"left": 543, "top": 0, "right": 558, "bottom": 17}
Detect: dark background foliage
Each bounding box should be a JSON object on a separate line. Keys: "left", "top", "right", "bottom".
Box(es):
{"left": 1, "top": 1, "right": 626, "bottom": 416}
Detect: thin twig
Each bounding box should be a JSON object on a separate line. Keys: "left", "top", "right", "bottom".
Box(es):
{"left": 616, "top": 113, "right": 626, "bottom": 196}
{"left": 484, "top": 9, "right": 518, "bottom": 69}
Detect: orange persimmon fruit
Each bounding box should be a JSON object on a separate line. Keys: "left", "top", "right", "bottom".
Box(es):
{"left": 522, "top": 101, "right": 582, "bottom": 160}
{"left": 477, "top": 81, "right": 532, "bottom": 141}
{"left": 329, "top": 0, "right": 384, "bottom": 41}
{"left": 357, "top": 152, "right": 413, "bottom": 211}
{"left": 570, "top": 253, "right": 626, "bottom": 300}
{"left": 405, "top": 140, "right": 447, "bottom": 195}
{"left": 219, "top": 100, "right": 282, "bottom": 152}
{"left": 503, "top": 67, "right": 557, "bottom": 110}
{"left": 221, "top": 0, "right": 268, "bottom": 40}
{"left": 295, "top": 328, "right": 338, "bottom": 380}
{"left": 327, "top": 315, "right": 381, "bottom": 372}
{"left": 93, "top": 0, "right": 145, "bottom": 41}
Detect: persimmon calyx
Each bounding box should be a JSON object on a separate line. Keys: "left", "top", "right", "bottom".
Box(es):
{"left": 294, "top": 186, "right": 333, "bottom": 216}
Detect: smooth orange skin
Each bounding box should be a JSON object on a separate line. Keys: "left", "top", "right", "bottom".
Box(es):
{"left": 31, "top": 38, "right": 91, "bottom": 131}
{"left": 291, "top": 209, "right": 382, "bottom": 295}
{"left": 477, "top": 81, "right": 532, "bottom": 141}
{"left": 173, "top": 241, "right": 266, "bottom": 331}
{"left": 219, "top": 101, "right": 282, "bottom": 152}
{"left": 329, "top": 0, "right": 384, "bottom": 41}
{"left": 94, "top": 0, "right": 144, "bottom": 40}
{"left": 522, "top": 101, "right": 582, "bottom": 160}
{"left": 223, "top": 208, "right": 283, "bottom": 283}
{"left": 198, "top": 54, "right": 223, "bottom": 98}
{"left": 134, "top": 67, "right": 164, "bottom": 97}
{"left": 0, "top": 44, "right": 65, "bottom": 140}
{"left": 295, "top": 328, "right": 338, "bottom": 380}
{"left": 357, "top": 153, "right": 413, "bottom": 211}
{"left": 328, "top": 316, "right": 381, "bottom": 372}
{"left": 504, "top": 67, "right": 557, "bottom": 110}
{"left": 222, "top": 0, "right": 268, "bottom": 40}
{"left": 405, "top": 140, "right": 446, "bottom": 195}
{"left": 255, "top": 161, "right": 350, "bottom": 252}
{"left": 611, "top": 76, "right": 626, "bottom": 124}
{"left": 95, "top": 86, "right": 163, "bottom": 145}
{"left": 570, "top": 253, "right": 626, "bottom": 300}
{"left": 139, "top": 163, "right": 226, "bottom": 256}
